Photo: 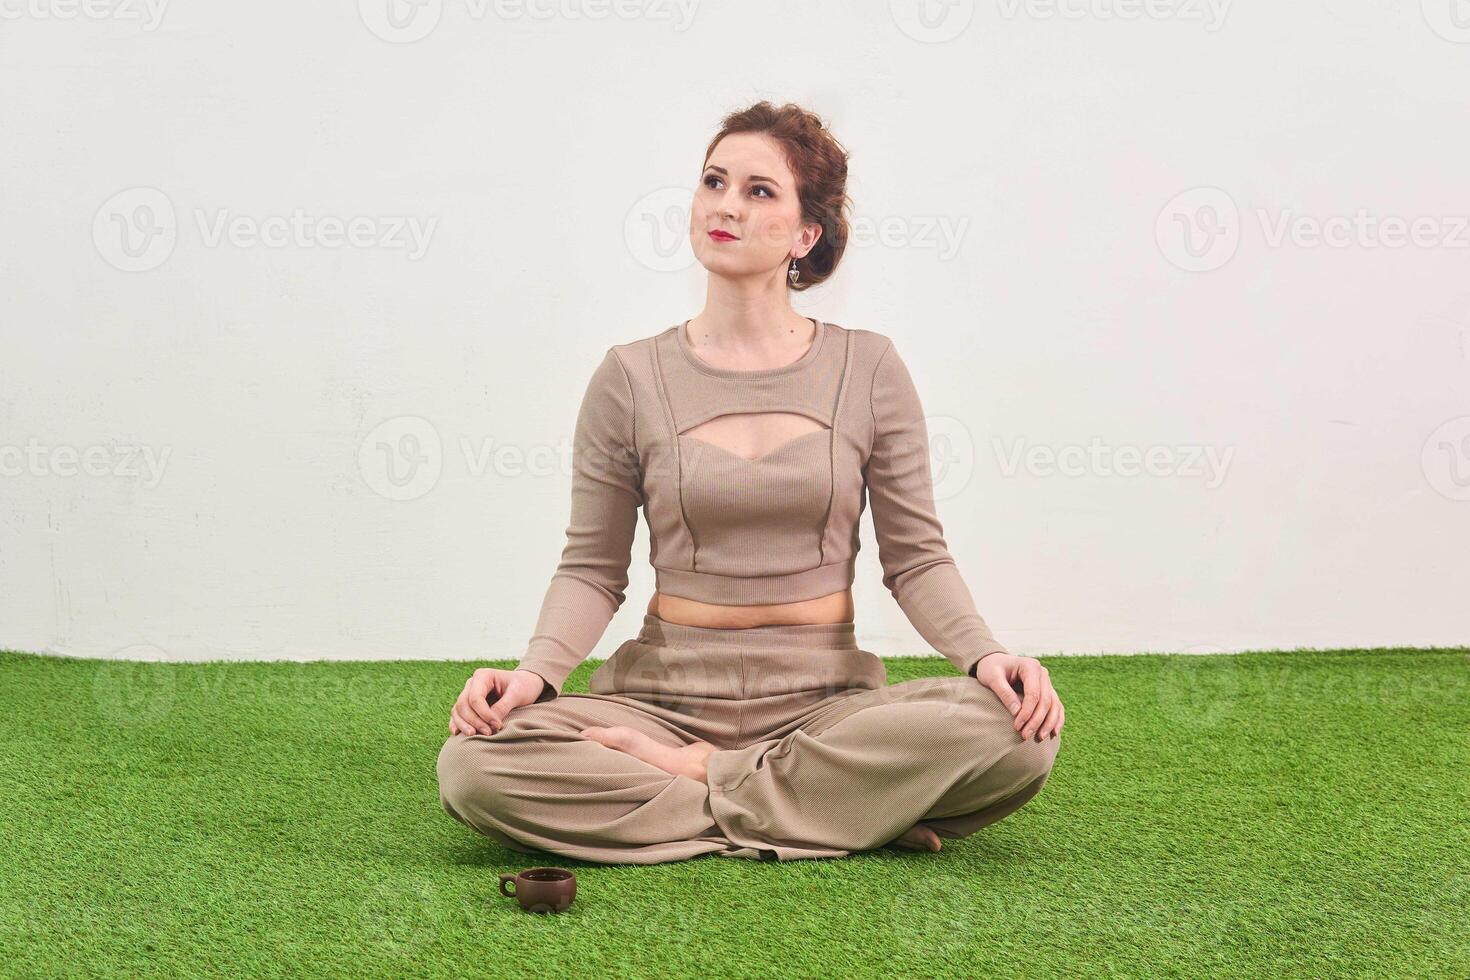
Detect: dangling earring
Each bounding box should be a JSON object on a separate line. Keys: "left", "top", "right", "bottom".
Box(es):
{"left": 788, "top": 257, "right": 800, "bottom": 285}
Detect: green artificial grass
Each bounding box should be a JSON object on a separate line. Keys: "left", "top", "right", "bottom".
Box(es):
{"left": 0, "top": 647, "right": 1465, "bottom": 978}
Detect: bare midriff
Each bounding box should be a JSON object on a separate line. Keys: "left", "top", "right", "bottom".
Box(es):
{"left": 643, "top": 316, "right": 855, "bottom": 630}
{"left": 646, "top": 588, "right": 854, "bottom": 628}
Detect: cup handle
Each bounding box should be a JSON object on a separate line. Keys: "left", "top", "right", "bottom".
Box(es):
{"left": 498, "top": 874, "right": 517, "bottom": 897}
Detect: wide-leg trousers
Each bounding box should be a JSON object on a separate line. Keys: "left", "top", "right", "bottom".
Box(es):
{"left": 436, "top": 613, "right": 1061, "bottom": 864}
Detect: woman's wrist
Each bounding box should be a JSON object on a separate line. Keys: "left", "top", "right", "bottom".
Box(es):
{"left": 968, "top": 649, "right": 1007, "bottom": 676}
{"left": 513, "top": 667, "right": 553, "bottom": 702}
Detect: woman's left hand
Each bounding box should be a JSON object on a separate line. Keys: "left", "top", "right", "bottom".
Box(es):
{"left": 972, "top": 653, "right": 1064, "bottom": 742}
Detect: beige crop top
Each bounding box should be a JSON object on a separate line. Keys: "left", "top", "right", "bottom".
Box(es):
{"left": 517, "top": 318, "right": 1010, "bottom": 701}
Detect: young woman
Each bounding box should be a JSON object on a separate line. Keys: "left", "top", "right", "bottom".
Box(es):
{"left": 437, "top": 101, "right": 1064, "bottom": 864}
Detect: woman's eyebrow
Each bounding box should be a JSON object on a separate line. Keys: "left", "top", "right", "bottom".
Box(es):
{"left": 704, "top": 165, "right": 782, "bottom": 188}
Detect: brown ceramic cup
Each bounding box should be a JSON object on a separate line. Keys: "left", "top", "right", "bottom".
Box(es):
{"left": 498, "top": 867, "right": 576, "bottom": 913}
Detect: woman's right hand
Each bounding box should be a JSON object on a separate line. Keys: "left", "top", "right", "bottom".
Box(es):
{"left": 449, "top": 667, "right": 547, "bottom": 736}
{"left": 972, "top": 653, "right": 1064, "bottom": 743}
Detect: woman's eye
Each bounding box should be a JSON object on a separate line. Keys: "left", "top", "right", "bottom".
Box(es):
{"left": 702, "top": 175, "right": 773, "bottom": 199}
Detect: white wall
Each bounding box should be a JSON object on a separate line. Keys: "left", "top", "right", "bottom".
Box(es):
{"left": 2, "top": 0, "right": 1467, "bottom": 664}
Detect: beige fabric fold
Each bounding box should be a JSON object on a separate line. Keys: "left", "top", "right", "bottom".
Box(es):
{"left": 438, "top": 615, "right": 1059, "bottom": 865}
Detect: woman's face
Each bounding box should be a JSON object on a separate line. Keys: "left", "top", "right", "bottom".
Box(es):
{"left": 690, "top": 132, "right": 820, "bottom": 282}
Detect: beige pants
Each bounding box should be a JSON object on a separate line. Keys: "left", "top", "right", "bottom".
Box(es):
{"left": 437, "top": 614, "right": 1060, "bottom": 864}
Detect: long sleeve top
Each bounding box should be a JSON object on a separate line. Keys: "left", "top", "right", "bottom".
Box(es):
{"left": 516, "top": 318, "right": 1010, "bottom": 701}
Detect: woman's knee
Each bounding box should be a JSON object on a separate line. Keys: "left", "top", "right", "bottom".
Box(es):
{"left": 1008, "top": 724, "right": 1061, "bottom": 786}
{"left": 971, "top": 679, "right": 1062, "bottom": 781}
{"left": 924, "top": 694, "right": 1061, "bottom": 826}
{"left": 930, "top": 677, "right": 1062, "bottom": 779}
{"left": 436, "top": 734, "right": 515, "bottom": 821}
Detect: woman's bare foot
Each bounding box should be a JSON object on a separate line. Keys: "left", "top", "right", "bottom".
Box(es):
{"left": 580, "top": 726, "right": 717, "bottom": 783}
{"left": 890, "top": 823, "right": 943, "bottom": 852}
{"left": 582, "top": 725, "right": 942, "bottom": 852}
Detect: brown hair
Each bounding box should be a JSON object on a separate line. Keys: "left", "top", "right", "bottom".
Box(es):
{"left": 702, "top": 100, "right": 852, "bottom": 291}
